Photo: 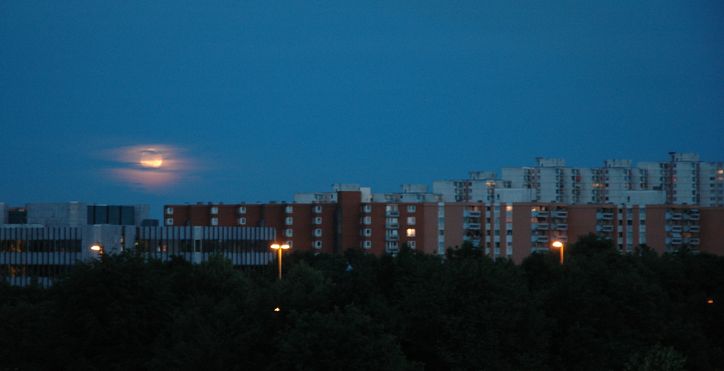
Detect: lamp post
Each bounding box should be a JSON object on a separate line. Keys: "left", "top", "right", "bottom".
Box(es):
{"left": 551, "top": 240, "right": 565, "bottom": 264}
{"left": 270, "top": 243, "right": 290, "bottom": 280}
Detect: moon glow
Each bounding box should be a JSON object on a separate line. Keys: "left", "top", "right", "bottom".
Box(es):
{"left": 139, "top": 149, "right": 164, "bottom": 168}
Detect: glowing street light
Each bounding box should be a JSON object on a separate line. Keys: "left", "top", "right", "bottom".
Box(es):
{"left": 270, "top": 243, "right": 291, "bottom": 280}
{"left": 90, "top": 242, "right": 104, "bottom": 257}
{"left": 551, "top": 240, "right": 565, "bottom": 264}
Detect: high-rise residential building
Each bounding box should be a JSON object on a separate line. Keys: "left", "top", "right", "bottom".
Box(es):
{"left": 433, "top": 171, "right": 531, "bottom": 204}
{"left": 636, "top": 152, "right": 724, "bottom": 206}
{"left": 698, "top": 161, "right": 724, "bottom": 207}
{"left": 666, "top": 152, "right": 700, "bottom": 204}
{"left": 494, "top": 152, "right": 722, "bottom": 206}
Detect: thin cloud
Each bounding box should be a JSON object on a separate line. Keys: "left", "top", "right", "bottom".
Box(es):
{"left": 103, "top": 144, "right": 199, "bottom": 192}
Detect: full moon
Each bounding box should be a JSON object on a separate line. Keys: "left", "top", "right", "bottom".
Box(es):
{"left": 139, "top": 149, "right": 163, "bottom": 168}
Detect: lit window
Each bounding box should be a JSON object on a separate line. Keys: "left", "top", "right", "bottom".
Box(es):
{"left": 406, "top": 228, "right": 416, "bottom": 237}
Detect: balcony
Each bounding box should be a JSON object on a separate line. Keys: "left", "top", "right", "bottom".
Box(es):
{"left": 552, "top": 211, "right": 568, "bottom": 219}
{"left": 531, "top": 235, "right": 549, "bottom": 243}
{"left": 464, "top": 223, "right": 481, "bottom": 230}
{"left": 532, "top": 211, "right": 549, "bottom": 218}
{"left": 385, "top": 235, "right": 399, "bottom": 241}
{"left": 685, "top": 226, "right": 700, "bottom": 233}
{"left": 386, "top": 222, "right": 399, "bottom": 229}
{"left": 667, "top": 212, "right": 683, "bottom": 220}
{"left": 597, "top": 212, "right": 614, "bottom": 220}
{"left": 464, "top": 210, "right": 482, "bottom": 217}
{"left": 666, "top": 226, "right": 683, "bottom": 233}
{"left": 385, "top": 210, "right": 400, "bottom": 217}
{"left": 596, "top": 225, "right": 614, "bottom": 233}
{"left": 533, "top": 223, "right": 549, "bottom": 231}
{"left": 554, "top": 224, "right": 568, "bottom": 231}
{"left": 686, "top": 213, "right": 700, "bottom": 221}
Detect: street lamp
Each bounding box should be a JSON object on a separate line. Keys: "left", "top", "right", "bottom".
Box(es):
{"left": 90, "top": 242, "right": 104, "bottom": 257}
{"left": 551, "top": 240, "right": 565, "bottom": 264}
{"left": 270, "top": 243, "right": 291, "bottom": 280}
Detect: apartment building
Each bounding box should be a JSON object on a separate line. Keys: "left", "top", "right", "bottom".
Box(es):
{"left": 698, "top": 161, "right": 724, "bottom": 207}
{"left": 491, "top": 152, "right": 724, "bottom": 206}
{"left": 510, "top": 203, "right": 723, "bottom": 263}
{"left": 432, "top": 172, "right": 532, "bottom": 204}
{"left": 165, "top": 185, "right": 503, "bottom": 257}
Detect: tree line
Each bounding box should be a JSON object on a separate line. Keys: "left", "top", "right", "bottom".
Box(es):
{"left": 1, "top": 235, "right": 722, "bottom": 370}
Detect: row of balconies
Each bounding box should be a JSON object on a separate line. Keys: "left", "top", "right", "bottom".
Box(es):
{"left": 597, "top": 212, "right": 614, "bottom": 220}
{"left": 665, "top": 225, "right": 701, "bottom": 233}
{"left": 531, "top": 223, "right": 568, "bottom": 231}
{"left": 666, "top": 237, "right": 700, "bottom": 245}
{"left": 666, "top": 211, "right": 701, "bottom": 220}
{"left": 464, "top": 223, "right": 481, "bottom": 230}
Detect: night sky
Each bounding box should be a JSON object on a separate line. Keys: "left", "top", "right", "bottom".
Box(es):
{"left": 2, "top": 1, "right": 723, "bottom": 216}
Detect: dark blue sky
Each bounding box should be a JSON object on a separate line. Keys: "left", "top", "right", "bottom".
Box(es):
{"left": 2, "top": 1, "right": 723, "bottom": 215}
